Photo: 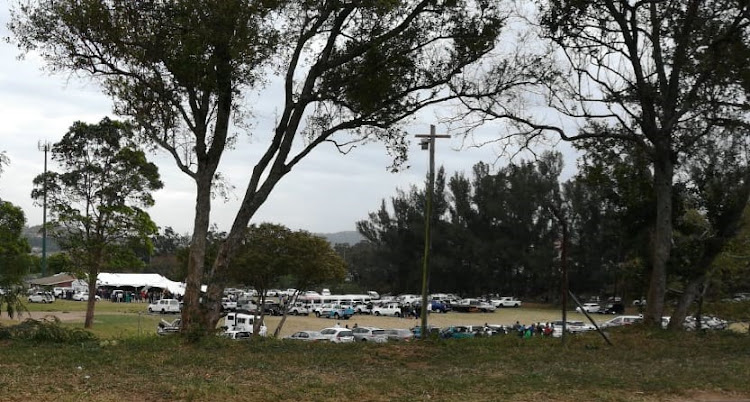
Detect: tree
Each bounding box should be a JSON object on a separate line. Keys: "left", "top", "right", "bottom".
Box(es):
{"left": 229, "top": 223, "right": 346, "bottom": 337}
{"left": 11, "top": 0, "right": 510, "bottom": 335}
{"left": 150, "top": 227, "right": 191, "bottom": 281}
{"left": 457, "top": 1, "right": 750, "bottom": 326}
{"left": 0, "top": 200, "right": 31, "bottom": 318}
{"left": 31, "top": 118, "right": 163, "bottom": 328}
{"left": 666, "top": 133, "right": 750, "bottom": 329}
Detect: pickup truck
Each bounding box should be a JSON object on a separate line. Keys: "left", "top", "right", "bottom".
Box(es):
{"left": 372, "top": 302, "right": 402, "bottom": 317}
{"left": 221, "top": 297, "right": 237, "bottom": 311}
{"left": 491, "top": 297, "right": 522, "bottom": 308}
{"left": 318, "top": 304, "right": 354, "bottom": 319}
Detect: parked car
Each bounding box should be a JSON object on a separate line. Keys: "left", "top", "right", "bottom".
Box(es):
{"left": 440, "top": 326, "right": 475, "bottom": 339}
{"left": 372, "top": 302, "right": 402, "bottom": 317}
{"left": 148, "top": 298, "right": 182, "bottom": 314}
{"left": 600, "top": 302, "right": 625, "bottom": 315}
{"left": 221, "top": 297, "right": 237, "bottom": 311}
{"left": 600, "top": 315, "right": 643, "bottom": 329}
{"left": 27, "top": 292, "right": 54, "bottom": 303}
{"left": 157, "top": 318, "right": 181, "bottom": 335}
{"left": 318, "top": 304, "right": 355, "bottom": 319}
{"left": 492, "top": 297, "right": 522, "bottom": 308}
{"left": 385, "top": 328, "right": 415, "bottom": 342}
{"left": 288, "top": 302, "right": 310, "bottom": 316}
{"left": 453, "top": 299, "right": 496, "bottom": 313}
{"left": 72, "top": 292, "right": 101, "bottom": 301}
{"left": 319, "top": 327, "right": 355, "bottom": 343}
{"left": 429, "top": 300, "right": 451, "bottom": 313}
{"left": 550, "top": 320, "right": 596, "bottom": 337}
{"left": 411, "top": 325, "right": 441, "bottom": 338}
{"left": 576, "top": 303, "right": 601, "bottom": 313}
{"left": 353, "top": 302, "right": 373, "bottom": 315}
{"left": 221, "top": 330, "right": 253, "bottom": 340}
{"left": 351, "top": 326, "right": 388, "bottom": 342}
{"left": 284, "top": 330, "right": 327, "bottom": 342}
{"left": 223, "top": 312, "right": 268, "bottom": 337}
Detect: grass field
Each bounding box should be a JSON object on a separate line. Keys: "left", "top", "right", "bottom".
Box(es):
{"left": 2, "top": 301, "right": 749, "bottom": 401}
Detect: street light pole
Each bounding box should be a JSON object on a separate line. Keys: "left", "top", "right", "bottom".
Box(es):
{"left": 38, "top": 141, "right": 50, "bottom": 277}
{"left": 415, "top": 125, "right": 450, "bottom": 339}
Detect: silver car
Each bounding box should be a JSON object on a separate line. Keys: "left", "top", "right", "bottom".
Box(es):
{"left": 284, "top": 331, "right": 327, "bottom": 342}
{"left": 351, "top": 326, "right": 388, "bottom": 343}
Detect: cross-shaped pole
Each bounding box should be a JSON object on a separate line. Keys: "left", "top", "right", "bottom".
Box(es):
{"left": 415, "top": 125, "right": 450, "bottom": 339}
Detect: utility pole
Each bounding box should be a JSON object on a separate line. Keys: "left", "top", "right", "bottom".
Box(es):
{"left": 415, "top": 125, "right": 450, "bottom": 339}
{"left": 38, "top": 141, "right": 50, "bottom": 277}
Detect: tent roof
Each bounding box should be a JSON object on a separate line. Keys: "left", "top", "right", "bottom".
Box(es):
{"left": 27, "top": 273, "right": 77, "bottom": 286}
{"left": 96, "top": 273, "right": 186, "bottom": 295}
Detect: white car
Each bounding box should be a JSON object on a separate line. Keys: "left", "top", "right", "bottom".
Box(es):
{"left": 550, "top": 320, "right": 596, "bottom": 337}
{"left": 319, "top": 327, "right": 355, "bottom": 343}
{"left": 600, "top": 315, "right": 643, "bottom": 329}
{"left": 27, "top": 292, "right": 55, "bottom": 303}
{"left": 372, "top": 302, "right": 402, "bottom": 317}
{"left": 288, "top": 302, "right": 310, "bottom": 316}
{"left": 576, "top": 303, "right": 601, "bottom": 313}
{"left": 353, "top": 302, "right": 372, "bottom": 315}
{"left": 73, "top": 292, "right": 101, "bottom": 301}
{"left": 351, "top": 326, "right": 388, "bottom": 342}
{"left": 284, "top": 331, "right": 327, "bottom": 342}
{"left": 221, "top": 330, "right": 253, "bottom": 340}
{"left": 148, "top": 298, "right": 182, "bottom": 314}
{"left": 221, "top": 297, "right": 237, "bottom": 311}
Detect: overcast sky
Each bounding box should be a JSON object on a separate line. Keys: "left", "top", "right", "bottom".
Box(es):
{"left": 0, "top": 7, "right": 578, "bottom": 236}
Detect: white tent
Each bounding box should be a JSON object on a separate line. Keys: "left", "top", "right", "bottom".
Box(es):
{"left": 96, "top": 273, "right": 186, "bottom": 295}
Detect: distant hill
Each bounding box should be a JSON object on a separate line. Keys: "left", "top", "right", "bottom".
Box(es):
{"left": 319, "top": 231, "right": 365, "bottom": 245}
{"left": 24, "top": 225, "right": 61, "bottom": 253}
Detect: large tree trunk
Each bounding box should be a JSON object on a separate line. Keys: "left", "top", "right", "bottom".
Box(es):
{"left": 644, "top": 151, "right": 673, "bottom": 327}
{"left": 181, "top": 172, "right": 213, "bottom": 335}
{"left": 667, "top": 275, "right": 704, "bottom": 331}
{"left": 84, "top": 269, "right": 98, "bottom": 329}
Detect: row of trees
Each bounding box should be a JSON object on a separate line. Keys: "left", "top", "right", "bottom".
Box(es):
{"left": 342, "top": 143, "right": 750, "bottom": 327}
{"left": 8, "top": 0, "right": 750, "bottom": 333}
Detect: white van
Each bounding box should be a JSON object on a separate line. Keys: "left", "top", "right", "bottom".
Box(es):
{"left": 224, "top": 312, "right": 267, "bottom": 336}
{"left": 148, "top": 298, "right": 181, "bottom": 314}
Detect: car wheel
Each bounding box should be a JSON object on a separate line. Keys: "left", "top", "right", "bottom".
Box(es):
{"left": 374, "top": 312, "right": 381, "bottom": 316}
{"left": 315, "top": 311, "right": 321, "bottom": 318}
{"left": 291, "top": 310, "right": 297, "bottom": 316}
{"left": 334, "top": 313, "right": 340, "bottom": 319}
{"left": 395, "top": 312, "right": 400, "bottom": 318}
{"left": 361, "top": 338, "right": 367, "bottom": 342}
{"left": 161, "top": 309, "right": 166, "bottom": 314}
{"left": 148, "top": 308, "right": 153, "bottom": 313}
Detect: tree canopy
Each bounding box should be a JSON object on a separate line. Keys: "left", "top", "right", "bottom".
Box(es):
{"left": 10, "top": 0, "right": 512, "bottom": 335}
{"left": 31, "top": 118, "right": 163, "bottom": 328}
{"left": 0, "top": 200, "right": 31, "bottom": 318}
{"left": 454, "top": 0, "right": 750, "bottom": 326}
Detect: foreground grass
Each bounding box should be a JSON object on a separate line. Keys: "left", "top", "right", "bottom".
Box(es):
{"left": 1, "top": 327, "right": 749, "bottom": 402}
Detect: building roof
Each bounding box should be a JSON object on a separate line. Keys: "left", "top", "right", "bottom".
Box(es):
{"left": 27, "top": 273, "right": 77, "bottom": 286}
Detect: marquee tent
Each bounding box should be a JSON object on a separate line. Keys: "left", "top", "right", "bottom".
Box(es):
{"left": 96, "top": 273, "right": 186, "bottom": 295}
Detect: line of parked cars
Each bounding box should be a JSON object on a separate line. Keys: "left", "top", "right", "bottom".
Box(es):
{"left": 575, "top": 301, "right": 625, "bottom": 315}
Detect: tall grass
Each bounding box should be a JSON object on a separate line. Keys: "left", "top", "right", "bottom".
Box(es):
{"left": 0, "top": 326, "right": 748, "bottom": 401}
